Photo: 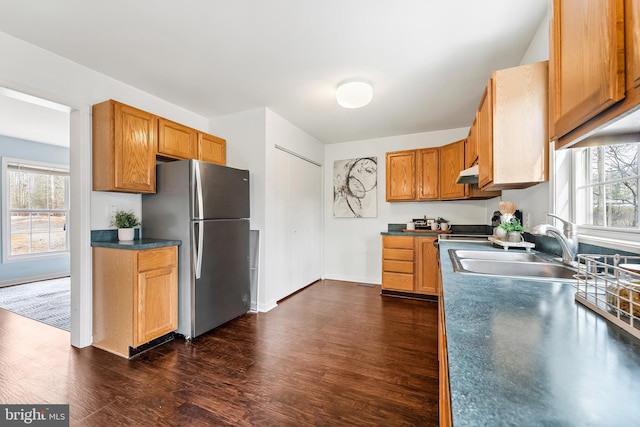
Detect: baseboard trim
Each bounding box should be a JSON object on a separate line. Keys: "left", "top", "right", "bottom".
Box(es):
{"left": 129, "top": 332, "right": 175, "bottom": 358}
{"left": 0, "top": 272, "right": 70, "bottom": 288}
{"left": 380, "top": 289, "right": 438, "bottom": 302}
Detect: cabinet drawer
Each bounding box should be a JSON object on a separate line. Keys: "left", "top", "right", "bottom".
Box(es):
{"left": 138, "top": 247, "right": 177, "bottom": 272}
{"left": 382, "top": 272, "right": 414, "bottom": 291}
{"left": 383, "top": 248, "right": 414, "bottom": 261}
{"left": 383, "top": 259, "right": 414, "bottom": 274}
{"left": 383, "top": 235, "right": 414, "bottom": 249}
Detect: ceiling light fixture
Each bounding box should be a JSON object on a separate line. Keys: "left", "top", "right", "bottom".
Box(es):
{"left": 336, "top": 79, "right": 373, "bottom": 109}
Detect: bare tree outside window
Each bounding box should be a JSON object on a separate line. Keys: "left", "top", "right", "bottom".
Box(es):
{"left": 5, "top": 161, "right": 69, "bottom": 258}
{"left": 579, "top": 143, "right": 639, "bottom": 228}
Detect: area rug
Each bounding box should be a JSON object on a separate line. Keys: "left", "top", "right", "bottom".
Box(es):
{"left": 0, "top": 277, "right": 70, "bottom": 331}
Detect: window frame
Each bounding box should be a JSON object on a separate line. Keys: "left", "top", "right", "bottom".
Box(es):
{"left": 2, "top": 156, "right": 70, "bottom": 263}
{"left": 571, "top": 147, "right": 640, "bottom": 253}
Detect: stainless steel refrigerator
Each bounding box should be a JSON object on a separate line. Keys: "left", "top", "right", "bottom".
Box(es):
{"left": 142, "top": 159, "right": 250, "bottom": 339}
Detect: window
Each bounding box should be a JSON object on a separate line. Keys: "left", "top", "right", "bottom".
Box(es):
{"left": 2, "top": 157, "right": 69, "bottom": 261}
{"left": 575, "top": 143, "right": 639, "bottom": 228}
{"left": 569, "top": 141, "right": 640, "bottom": 252}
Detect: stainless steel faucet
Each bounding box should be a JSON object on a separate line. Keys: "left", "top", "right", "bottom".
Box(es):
{"left": 531, "top": 213, "right": 579, "bottom": 267}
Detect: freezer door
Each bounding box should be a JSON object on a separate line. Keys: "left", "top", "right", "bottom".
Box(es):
{"left": 192, "top": 160, "right": 249, "bottom": 220}
{"left": 192, "top": 219, "right": 250, "bottom": 337}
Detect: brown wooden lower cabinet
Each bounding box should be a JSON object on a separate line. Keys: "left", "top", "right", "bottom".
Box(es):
{"left": 381, "top": 235, "right": 438, "bottom": 295}
{"left": 438, "top": 264, "right": 452, "bottom": 426}
{"left": 92, "top": 245, "right": 178, "bottom": 358}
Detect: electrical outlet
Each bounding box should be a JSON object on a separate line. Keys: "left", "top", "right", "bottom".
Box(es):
{"left": 107, "top": 204, "right": 117, "bottom": 221}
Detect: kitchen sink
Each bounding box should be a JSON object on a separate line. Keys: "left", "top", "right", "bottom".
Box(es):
{"left": 448, "top": 249, "right": 578, "bottom": 281}
{"left": 451, "top": 250, "right": 546, "bottom": 262}
{"left": 438, "top": 234, "right": 492, "bottom": 243}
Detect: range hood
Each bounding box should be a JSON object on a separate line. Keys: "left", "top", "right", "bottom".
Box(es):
{"left": 456, "top": 164, "right": 479, "bottom": 184}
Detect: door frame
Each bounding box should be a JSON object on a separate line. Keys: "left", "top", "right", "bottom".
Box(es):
{"left": 0, "top": 82, "right": 93, "bottom": 347}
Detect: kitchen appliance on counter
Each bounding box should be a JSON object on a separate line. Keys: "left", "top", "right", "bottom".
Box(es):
{"left": 412, "top": 218, "right": 430, "bottom": 229}
{"left": 142, "top": 159, "right": 250, "bottom": 339}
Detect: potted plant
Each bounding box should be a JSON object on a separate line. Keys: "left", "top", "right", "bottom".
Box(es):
{"left": 497, "top": 217, "right": 524, "bottom": 242}
{"left": 112, "top": 210, "right": 140, "bottom": 241}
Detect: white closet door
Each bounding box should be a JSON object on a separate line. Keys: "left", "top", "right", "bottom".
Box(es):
{"left": 295, "top": 155, "right": 322, "bottom": 287}
{"left": 273, "top": 148, "right": 292, "bottom": 302}
{"left": 274, "top": 148, "right": 322, "bottom": 302}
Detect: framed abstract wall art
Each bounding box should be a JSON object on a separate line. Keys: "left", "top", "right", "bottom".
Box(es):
{"left": 333, "top": 157, "right": 377, "bottom": 218}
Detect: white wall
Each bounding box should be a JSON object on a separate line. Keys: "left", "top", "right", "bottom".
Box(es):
{"left": 323, "top": 129, "right": 497, "bottom": 284}
{"left": 0, "top": 30, "right": 211, "bottom": 347}
{"left": 520, "top": 10, "right": 549, "bottom": 66}
{"left": 0, "top": 31, "right": 211, "bottom": 231}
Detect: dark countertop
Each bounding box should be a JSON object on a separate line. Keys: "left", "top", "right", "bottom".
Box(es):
{"left": 381, "top": 230, "right": 445, "bottom": 237}
{"left": 381, "top": 224, "right": 493, "bottom": 238}
{"left": 91, "top": 229, "right": 181, "bottom": 250}
{"left": 91, "top": 238, "right": 181, "bottom": 250}
{"left": 439, "top": 240, "right": 640, "bottom": 426}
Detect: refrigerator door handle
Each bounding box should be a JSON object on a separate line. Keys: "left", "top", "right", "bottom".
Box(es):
{"left": 194, "top": 161, "right": 204, "bottom": 220}
{"left": 193, "top": 221, "right": 204, "bottom": 279}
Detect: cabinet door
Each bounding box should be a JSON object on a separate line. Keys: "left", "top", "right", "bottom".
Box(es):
{"left": 628, "top": 0, "right": 640, "bottom": 89}
{"left": 550, "top": 0, "right": 625, "bottom": 140}
{"left": 492, "top": 61, "right": 549, "bottom": 188}
{"left": 134, "top": 247, "right": 178, "bottom": 347}
{"left": 416, "top": 237, "right": 438, "bottom": 294}
{"left": 199, "top": 133, "right": 226, "bottom": 165}
{"left": 158, "top": 118, "right": 198, "bottom": 159}
{"left": 135, "top": 266, "right": 178, "bottom": 346}
{"left": 113, "top": 102, "right": 157, "bottom": 193}
{"left": 477, "top": 82, "right": 493, "bottom": 188}
{"left": 386, "top": 150, "right": 416, "bottom": 201}
{"left": 416, "top": 148, "right": 439, "bottom": 200}
{"left": 439, "top": 140, "right": 466, "bottom": 200}
{"left": 466, "top": 119, "right": 478, "bottom": 169}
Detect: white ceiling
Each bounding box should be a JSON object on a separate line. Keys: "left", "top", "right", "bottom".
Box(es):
{"left": 0, "top": 0, "right": 548, "bottom": 145}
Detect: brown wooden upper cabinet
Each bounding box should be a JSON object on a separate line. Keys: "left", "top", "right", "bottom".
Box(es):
{"left": 386, "top": 150, "right": 417, "bottom": 201}
{"left": 386, "top": 148, "right": 441, "bottom": 201}
{"left": 476, "top": 82, "right": 493, "bottom": 189}
{"left": 157, "top": 118, "right": 199, "bottom": 160}
{"left": 157, "top": 118, "right": 227, "bottom": 165}
{"left": 439, "top": 140, "right": 466, "bottom": 200}
{"left": 477, "top": 61, "right": 549, "bottom": 191}
{"left": 92, "top": 100, "right": 157, "bottom": 194}
{"left": 416, "top": 148, "right": 439, "bottom": 200}
{"left": 199, "top": 133, "right": 227, "bottom": 165}
{"left": 551, "top": 0, "right": 640, "bottom": 148}
{"left": 93, "top": 99, "right": 227, "bottom": 193}
{"left": 441, "top": 139, "right": 501, "bottom": 200}
{"left": 386, "top": 142, "right": 500, "bottom": 202}
{"left": 465, "top": 117, "right": 478, "bottom": 169}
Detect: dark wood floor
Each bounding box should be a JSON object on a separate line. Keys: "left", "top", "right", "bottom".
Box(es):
{"left": 0, "top": 279, "right": 439, "bottom": 426}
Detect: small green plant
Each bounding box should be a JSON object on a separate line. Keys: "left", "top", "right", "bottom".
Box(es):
{"left": 498, "top": 218, "right": 524, "bottom": 232}
{"left": 112, "top": 210, "right": 140, "bottom": 229}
